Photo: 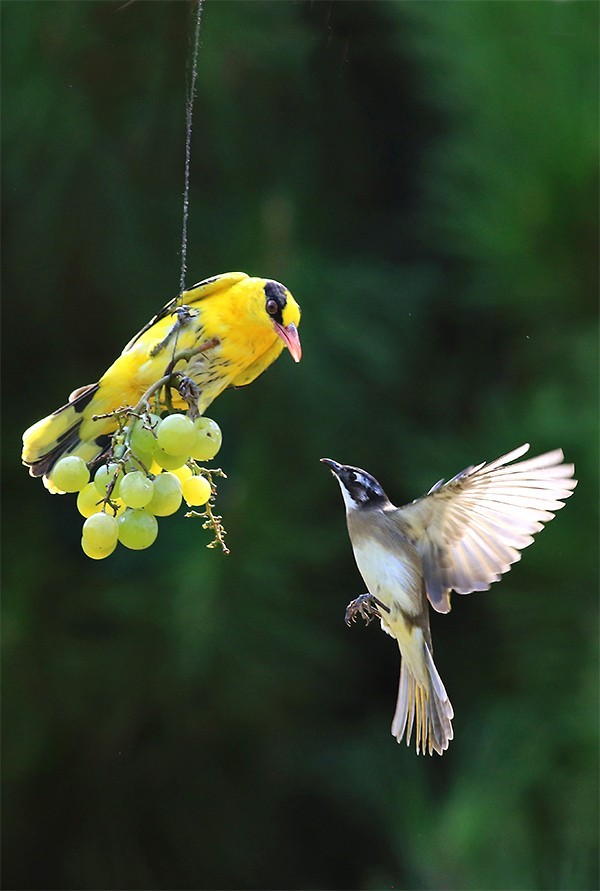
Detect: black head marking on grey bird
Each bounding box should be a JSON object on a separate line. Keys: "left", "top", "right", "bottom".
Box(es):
{"left": 320, "top": 459, "right": 390, "bottom": 508}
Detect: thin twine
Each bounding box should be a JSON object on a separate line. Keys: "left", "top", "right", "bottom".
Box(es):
{"left": 178, "top": 0, "right": 204, "bottom": 303}
{"left": 167, "top": 0, "right": 204, "bottom": 383}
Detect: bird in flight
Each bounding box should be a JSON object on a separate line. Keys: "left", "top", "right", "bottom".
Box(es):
{"left": 321, "top": 444, "right": 577, "bottom": 755}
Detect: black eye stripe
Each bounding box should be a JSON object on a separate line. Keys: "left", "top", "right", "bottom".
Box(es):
{"left": 264, "top": 280, "right": 287, "bottom": 325}
{"left": 264, "top": 280, "right": 287, "bottom": 308}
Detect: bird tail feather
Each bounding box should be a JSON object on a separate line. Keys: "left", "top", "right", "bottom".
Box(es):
{"left": 391, "top": 643, "right": 454, "bottom": 755}
{"left": 21, "top": 383, "right": 111, "bottom": 491}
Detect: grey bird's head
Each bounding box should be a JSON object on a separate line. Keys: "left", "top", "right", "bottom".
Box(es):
{"left": 320, "top": 458, "right": 390, "bottom": 512}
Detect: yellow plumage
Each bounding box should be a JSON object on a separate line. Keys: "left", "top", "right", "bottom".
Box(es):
{"left": 22, "top": 272, "right": 301, "bottom": 489}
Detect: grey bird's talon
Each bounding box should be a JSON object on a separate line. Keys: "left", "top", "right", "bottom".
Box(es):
{"left": 345, "top": 592, "right": 389, "bottom": 627}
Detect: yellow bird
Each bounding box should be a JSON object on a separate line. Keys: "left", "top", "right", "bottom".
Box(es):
{"left": 23, "top": 272, "right": 301, "bottom": 488}
{"left": 321, "top": 444, "right": 577, "bottom": 755}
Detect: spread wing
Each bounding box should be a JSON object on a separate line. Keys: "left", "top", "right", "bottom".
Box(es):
{"left": 121, "top": 272, "right": 248, "bottom": 354}
{"left": 395, "top": 444, "right": 577, "bottom": 614}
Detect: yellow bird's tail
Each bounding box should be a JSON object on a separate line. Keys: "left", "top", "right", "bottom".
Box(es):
{"left": 21, "top": 383, "right": 114, "bottom": 491}
{"left": 392, "top": 641, "right": 454, "bottom": 755}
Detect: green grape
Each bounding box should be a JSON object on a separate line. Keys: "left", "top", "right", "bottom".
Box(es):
{"left": 129, "top": 415, "right": 160, "bottom": 455}
{"left": 82, "top": 512, "right": 119, "bottom": 548}
{"left": 190, "top": 418, "right": 222, "bottom": 462}
{"left": 118, "top": 508, "right": 158, "bottom": 550}
{"left": 156, "top": 413, "right": 196, "bottom": 456}
{"left": 81, "top": 537, "right": 117, "bottom": 560}
{"left": 147, "top": 472, "right": 182, "bottom": 516}
{"left": 124, "top": 447, "right": 155, "bottom": 473}
{"left": 50, "top": 456, "right": 90, "bottom": 493}
{"left": 154, "top": 447, "right": 189, "bottom": 471}
{"left": 119, "top": 471, "right": 154, "bottom": 508}
{"left": 77, "top": 483, "right": 103, "bottom": 518}
{"left": 171, "top": 464, "right": 193, "bottom": 484}
{"left": 182, "top": 475, "right": 212, "bottom": 506}
{"left": 93, "top": 462, "right": 122, "bottom": 497}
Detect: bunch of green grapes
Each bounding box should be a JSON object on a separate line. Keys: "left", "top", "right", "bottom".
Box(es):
{"left": 48, "top": 413, "right": 224, "bottom": 559}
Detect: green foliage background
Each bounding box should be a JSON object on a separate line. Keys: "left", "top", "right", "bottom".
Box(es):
{"left": 2, "top": 2, "right": 598, "bottom": 889}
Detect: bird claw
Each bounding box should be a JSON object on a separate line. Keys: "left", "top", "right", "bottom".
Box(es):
{"left": 177, "top": 375, "right": 201, "bottom": 405}
{"left": 345, "top": 593, "right": 390, "bottom": 627}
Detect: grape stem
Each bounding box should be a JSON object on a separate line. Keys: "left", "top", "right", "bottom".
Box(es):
{"left": 186, "top": 501, "right": 230, "bottom": 555}
{"left": 186, "top": 468, "right": 229, "bottom": 554}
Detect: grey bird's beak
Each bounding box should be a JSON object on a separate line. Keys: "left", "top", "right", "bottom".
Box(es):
{"left": 320, "top": 458, "right": 343, "bottom": 476}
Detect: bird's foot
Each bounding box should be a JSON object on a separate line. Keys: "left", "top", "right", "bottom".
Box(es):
{"left": 345, "top": 593, "right": 390, "bottom": 627}
{"left": 176, "top": 374, "right": 201, "bottom": 406}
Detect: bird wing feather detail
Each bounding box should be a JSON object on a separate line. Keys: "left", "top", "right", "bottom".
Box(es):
{"left": 395, "top": 444, "right": 577, "bottom": 613}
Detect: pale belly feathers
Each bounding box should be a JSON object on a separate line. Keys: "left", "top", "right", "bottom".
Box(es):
{"left": 352, "top": 540, "right": 423, "bottom": 618}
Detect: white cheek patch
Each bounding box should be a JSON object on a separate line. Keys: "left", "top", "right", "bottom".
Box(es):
{"left": 337, "top": 478, "right": 360, "bottom": 512}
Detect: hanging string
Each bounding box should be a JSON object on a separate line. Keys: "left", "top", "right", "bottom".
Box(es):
{"left": 179, "top": 0, "right": 204, "bottom": 302}
{"left": 166, "top": 0, "right": 205, "bottom": 381}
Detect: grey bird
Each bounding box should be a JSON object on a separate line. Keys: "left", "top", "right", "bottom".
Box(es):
{"left": 321, "top": 444, "right": 577, "bottom": 755}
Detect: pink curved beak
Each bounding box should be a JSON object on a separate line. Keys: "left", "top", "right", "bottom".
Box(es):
{"left": 275, "top": 322, "right": 302, "bottom": 363}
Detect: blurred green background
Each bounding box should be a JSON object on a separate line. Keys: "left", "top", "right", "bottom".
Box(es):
{"left": 2, "top": 2, "right": 598, "bottom": 889}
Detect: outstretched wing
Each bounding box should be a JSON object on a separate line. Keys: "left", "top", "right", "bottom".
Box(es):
{"left": 396, "top": 444, "right": 577, "bottom": 614}
{"left": 121, "top": 272, "right": 248, "bottom": 354}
